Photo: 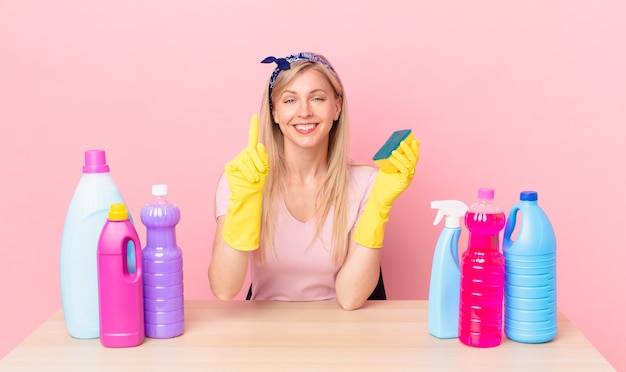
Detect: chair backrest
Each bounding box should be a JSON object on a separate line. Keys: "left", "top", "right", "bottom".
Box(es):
{"left": 369, "top": 266, "right": 387, "bottom": 300}
{"left": 246, "top": 267, "right": 386, "bottom": 300}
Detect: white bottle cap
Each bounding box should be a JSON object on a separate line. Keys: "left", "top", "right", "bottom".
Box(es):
{"left": 152, "top": 184, "right": 168, "bottom": 196}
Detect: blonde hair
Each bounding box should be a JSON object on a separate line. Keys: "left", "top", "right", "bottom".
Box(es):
{"left": 258, "top": 54, "right": 353, "bottom": 264}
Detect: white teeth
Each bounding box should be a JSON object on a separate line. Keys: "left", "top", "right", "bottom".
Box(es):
{"left": 295, "top": 124, "right": 315, "bottom": 131}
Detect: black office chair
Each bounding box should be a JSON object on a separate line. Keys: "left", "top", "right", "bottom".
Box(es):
{"left": 245, "top": 267, "right": 386, "bottom": 300}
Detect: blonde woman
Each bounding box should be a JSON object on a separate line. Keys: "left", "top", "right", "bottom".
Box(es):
{"left": 209, "top": 52, "right": 419, "bottom": 310}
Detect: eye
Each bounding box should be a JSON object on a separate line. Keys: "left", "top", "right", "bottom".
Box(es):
{"left": 283, "top": 98, "right": 295, "bottom": 104}
{"left": 312, "top": 97, "right": 325, "bottom": 102}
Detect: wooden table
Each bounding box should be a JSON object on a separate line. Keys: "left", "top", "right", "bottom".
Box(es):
{"left": 0, "top": 300, "right": 614, "bottom": 371}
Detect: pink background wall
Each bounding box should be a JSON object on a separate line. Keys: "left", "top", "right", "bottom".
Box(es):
{"left": 1, "top": 1, "right": 624, "bottom": 369}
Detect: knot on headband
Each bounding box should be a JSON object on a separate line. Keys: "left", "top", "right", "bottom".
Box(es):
{"left": 261, "top": 56, "right": 291, "bottom": 72}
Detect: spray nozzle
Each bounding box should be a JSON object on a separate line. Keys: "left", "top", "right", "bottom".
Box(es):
{"left": 431, "top": 200, "right": 468, "bottom": 228}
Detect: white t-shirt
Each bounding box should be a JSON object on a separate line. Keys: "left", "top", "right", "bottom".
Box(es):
{"left": 215, "top": 164, "right": 376, "bottom": 301}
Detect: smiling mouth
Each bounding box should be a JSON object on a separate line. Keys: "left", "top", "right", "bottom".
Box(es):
{"left": 294, "top": 123, "right": 317, "bottom": 133}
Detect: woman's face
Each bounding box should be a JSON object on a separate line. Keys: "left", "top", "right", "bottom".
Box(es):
{"left": 272, "top": 68, "right": 342, "bottom": 152}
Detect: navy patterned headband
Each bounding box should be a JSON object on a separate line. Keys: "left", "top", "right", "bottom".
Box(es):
{"left": 261, "top": 52, "right": 337, "bottom": 101}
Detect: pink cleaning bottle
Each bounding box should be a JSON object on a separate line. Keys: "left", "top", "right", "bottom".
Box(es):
{"left": 458, "top": 188, "right": 506, "bottom": 347}
{"left": 97, "top": 203, "right": 145, "bottom": 348}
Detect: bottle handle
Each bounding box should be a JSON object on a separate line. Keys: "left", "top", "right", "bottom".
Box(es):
{"left": 450, "top": 228, "right": 461, "bottom": 271}
{"left": 124, "top": 236, "right": 142, "bottom": 280}
{"left": 503, "top": 205, "right": 520, "bottom": 246}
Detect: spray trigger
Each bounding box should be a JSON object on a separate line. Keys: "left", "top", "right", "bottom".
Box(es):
{"left": 431, "top": 200, "right": 469, "bottom": 229}
{"left": 433, "top": 210, "right": 445, "bottom": 226}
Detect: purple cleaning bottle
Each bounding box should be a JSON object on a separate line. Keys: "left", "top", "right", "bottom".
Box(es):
{"left": 141, "top": 184, "right": 184, "bottom": 338}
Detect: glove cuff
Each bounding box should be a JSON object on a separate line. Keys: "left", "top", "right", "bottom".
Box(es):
{"left": 353, "top": 201, "right": 389, "bottom": 248}
{"left": 222, "top": 196, "right": 262, "bottom": 251}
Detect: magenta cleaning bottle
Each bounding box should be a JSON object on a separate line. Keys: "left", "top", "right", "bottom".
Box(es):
{"left": 141, "top": 184, "right": 184, "bottom": 338}
{"left": 458, "top": 188, "right": 506, "bottom": 347}
{"left": 97, "top": 203, "right": 144, "bottom": 348}
{"left": 503, "top": 191, "right": 557, "bottom": 343}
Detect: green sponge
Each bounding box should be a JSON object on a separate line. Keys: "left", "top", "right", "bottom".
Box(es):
{"left": 373, "top": 129, "right": 415, "bottom": 173}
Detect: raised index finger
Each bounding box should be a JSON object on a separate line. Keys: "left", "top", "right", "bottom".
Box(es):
{"left": 248, "top": 114, "right": 259, "bottom": 149}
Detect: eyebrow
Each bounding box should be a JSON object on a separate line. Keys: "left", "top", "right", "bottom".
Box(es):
{"left": 280, "top": 88, "right": 329, "bottom": 96}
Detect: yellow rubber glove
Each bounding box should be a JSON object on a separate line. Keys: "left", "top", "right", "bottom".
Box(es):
{"left": 354, "top": 138, "right": 420, "bottom": 248}
{"left": 222, "top": 114, "right": 269, "bottom": 251}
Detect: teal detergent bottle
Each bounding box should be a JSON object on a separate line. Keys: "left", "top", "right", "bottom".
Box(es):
{"left": 428, "top": 200, "right": 468, "bottom": 338}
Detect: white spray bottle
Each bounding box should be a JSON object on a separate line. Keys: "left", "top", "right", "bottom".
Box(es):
{"left": 428, "top": 200, "right": 468, "bottom": 338}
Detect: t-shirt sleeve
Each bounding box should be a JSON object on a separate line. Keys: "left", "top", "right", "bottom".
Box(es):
{"left": 215, "top": 171, "right": 230, "bottom": 219}
{"left": 359, "top": 166, "right": 377, "bottom": 213}
{"left": 350, "top": 165, "right": 378, "bottom": 230}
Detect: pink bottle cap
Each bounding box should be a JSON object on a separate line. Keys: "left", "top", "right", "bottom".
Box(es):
{"left": 83, "top": 149, "right": 110, "bottom": 173}
{"left": 477, "top": 188, "right": 494, "bottom": 200}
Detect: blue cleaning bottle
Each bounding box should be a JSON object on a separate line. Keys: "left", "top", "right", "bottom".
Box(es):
{"left": 428, "top": 200, "right": 468, "bottom": 338}
{"left": 503, "top": 191, "right": 557, "bottom": 343}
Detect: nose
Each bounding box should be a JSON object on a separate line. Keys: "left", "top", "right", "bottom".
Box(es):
{"left": 297, "top": 100, "right": 312, "bottom": 117}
